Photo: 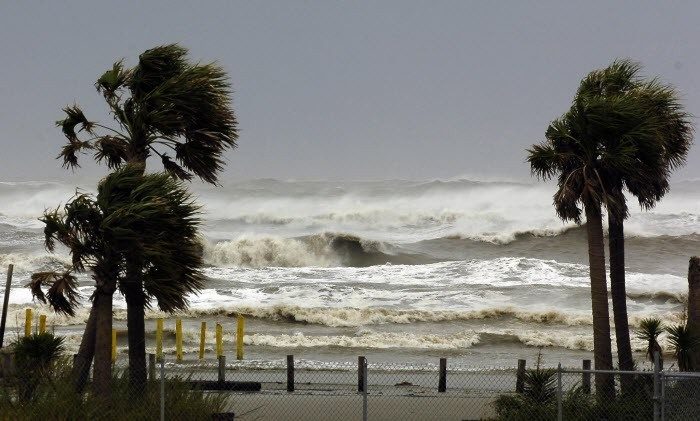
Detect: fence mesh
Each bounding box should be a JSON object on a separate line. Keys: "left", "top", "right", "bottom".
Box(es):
{"left": 3, "top": 352, "right": 700, "bottom": 420}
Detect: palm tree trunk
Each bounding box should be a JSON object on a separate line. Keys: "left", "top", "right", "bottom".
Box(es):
{"left": 687, "top": 256, "right": 700, "bottom": 371}
{"left": 71, "top": 304, "right": 97, "bottom": 393}
{"left": 125, "top": 254, "right": 147, "bottom": 392}
{"left": 608, "top": 216, "right": 635, "bottom": 390}
{"left": 584, "top": 202, "right": 615, "bottom": 399}
{"left": 92, "top": 288, "right": 114, "bottom": 397}
{"left": 125, "top": 157, "right": 148, "bottom": 392}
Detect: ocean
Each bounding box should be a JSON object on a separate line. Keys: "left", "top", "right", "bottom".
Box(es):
{"left": 0, "top": 178, "right": 697, "bottom": 368}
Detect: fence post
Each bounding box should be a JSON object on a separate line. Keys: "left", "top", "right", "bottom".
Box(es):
{"left": 661, "top": 372, "right": 666, "bottom": 421}
{"left": 156, "top": 318, "right": 163, "bottom": 361}
{"left": 236, "top": 316, "right": 245, "bottom": 360}
{"left": 38, "top": 315, "right": 46, "bottom": 334}
{"left": 653, "top": 351, "right": 661, "bottom": 421}
{"left": 557, "top": 363, "right": 562, "bottom": 421}
{"left": 358, "top": 356, "right": 366, "bottom": 392}
{"left": 516, "top": 359, "right": 526, "bottom": 393}
{"left": 582, "top": 359, "right": 591, "bottom": 394}
{"left": 438, "top": 358, "right": 447, "bottom": 392}
{"left": 160, "top": 357, "right": 165, "bottom": 421}
{"left": 362, "top": 357, "right": 368, "bottom": 421}
{"left": 24, "top": 308, "right": 32, "bottom": 337}
{"left": 218, "top": 355, "right": 226, "bottom": 383}
{"left": 287, "top": 354, "right": 295, "bottom": 392}
{"left": 199, "top": 321, "right": 206, "bottom": 360}
{"left": 111, "top": 328, "right": 117, "bottom": 362}
{"left": 0, "top": 264, "right": 13, "bottom": 348}
{"left": 148, "top": 353, "right": 156, "bottom": 380}
{"left": 175, "top": 318, "right": 183, "bottom": 362}
{"left": 216, "top": 323, "right": 223, "bottom": 357}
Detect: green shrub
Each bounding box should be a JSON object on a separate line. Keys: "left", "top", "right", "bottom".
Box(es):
{"left": 0, "top": 360, "right": 227, "bottom": 420}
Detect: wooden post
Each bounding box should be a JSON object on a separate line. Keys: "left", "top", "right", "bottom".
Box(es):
{"left": 175, "top": 318, "right": 183, "bottom": 362}
{"left": 516, "top": 359, "right": 526, "bottom": 393}
{"left": 287, "top": 354, "right": 295, "bottom": 392}
{"left": 358, "top": 356, "right": 366, "bottom": 392}
{"left": 218, "top": 355, "right": 226, "bottom": 383}
{"left": 148, "top": 353, "right": 156, "bottom": 380}
{"left": 155, "top": 318, "right": 163, "bottom": 360}
{"left": 582, "top": 359, "right": 591, "bottom": 394}
{"left": 687, "top": 256, "right": 700, "bottom": 370}
{"left": 236, "top": 316, "right": 244, "bottom": 360}
{"left": 38, "top": 315, "right": 47, "bottom": 334}
{"left": 0, "top": 264, "right": 13, "bottom": 348}
{"left": 216, "top": 323, "right": 223, "bottom": 357}
{"left": 111, "top": 328, "right": 117, "bottom": 362}
{"left": 438, "top": 358, "right": 447, "bottom": 392}
{"left": 199, "top": 321, "right": 206, "bottom": 360}
{"left": 24, "top": 308, "right": 32, "bottom": 337}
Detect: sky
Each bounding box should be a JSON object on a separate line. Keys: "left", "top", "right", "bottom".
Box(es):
{"left": 1, "top": 0, "right": 699, "bottom": 184}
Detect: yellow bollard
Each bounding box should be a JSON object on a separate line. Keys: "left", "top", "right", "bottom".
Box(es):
{"left": 236, "top": 316, "right": 244, "bottom": 360}
{"left": 175, "top": 318, "right": 183, "bottom": 362}
{"left": 199, "top": 321, "right": 206, "bottom": 360}
{"left": 156, "top": 318, "right": 163, "bottom": 360}
{"left": 215, "top": 323, "right": 223, "bottom": 357}
{"left": 24, "top": 308, "right": 32, "bottom": 337}
{"left": 38, "top": 315, "right": 47, "bottom": 334}
{"left": 111, "top": 329, "right": 117, "bottom": 362}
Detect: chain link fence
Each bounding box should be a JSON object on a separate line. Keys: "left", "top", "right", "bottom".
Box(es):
{"left": 3, "top": 351, "right": 700, "bottom": 420}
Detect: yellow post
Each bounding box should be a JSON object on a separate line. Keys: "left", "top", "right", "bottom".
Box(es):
{"left": 111, "top": 329, "right": 117, "bottom": 362}
{"left": 215, "top": 323, "right": 223, "bottom": 357}
{"left": 199, "top": 321, "right": 206, "bottom": 360}
{"left": 38, "top": 314, "right": 47, "bottom": 334}
{"left": 236, "top": 316, "right": 245, "bottom": 360}
{"left": 175, "top": 318, "right": 183, "bottom": 362}
{"left": 24, "top": 308, "right": 32, "bottom": 337}
{"left": 156, "top": 318, "right": 163, "bottom": 360}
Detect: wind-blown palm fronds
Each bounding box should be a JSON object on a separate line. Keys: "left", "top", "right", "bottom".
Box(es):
{"left": 568, "top": 60, "right": 693, "bottom": 382}
{"left": 30, "top": 165, "right": 204, "bottom": 315}
{"left": 57, "top": 43, "right": 238, "bottom": 184}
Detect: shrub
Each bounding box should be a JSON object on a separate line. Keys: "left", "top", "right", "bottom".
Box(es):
{"left": 0, "top": 360, "right": 227, "bottom": 420}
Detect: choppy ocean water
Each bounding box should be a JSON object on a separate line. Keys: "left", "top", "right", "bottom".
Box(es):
{"left": 1, "top": 178, "right": 698, "bottom": 367}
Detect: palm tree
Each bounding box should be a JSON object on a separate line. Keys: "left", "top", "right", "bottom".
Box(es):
{"left": 574, "top": 60, "right": 692, "bottom": 377}
{"left": 528, "top": 78, "right": 675, "bottom": 398}
{"left": 54, "top": 44, "right": 238, "bottom": 391}
{"left": 637, "top": 318, "right": 664, "bottom": 366}
{"left": 28, "top": 164, "right": 204, "bottom": 397}
{"left": 666, "top": 324, "right": 699, "bottom": 371}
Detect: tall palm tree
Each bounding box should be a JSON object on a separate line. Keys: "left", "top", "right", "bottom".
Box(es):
{"left": 527, "top": 71, "right": 680, "bottom": 398}
{"left": 574, "top": 60, "right": 692, "bottom": 378}
{"left": 54, "top": 44, "right": 238, "bottom": 391}
{"left": 28, "top": 165, "right": 204, "bottom": 397}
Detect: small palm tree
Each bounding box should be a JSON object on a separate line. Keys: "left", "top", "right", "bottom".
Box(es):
{"left": 637, "top": 318, "right": 664, "bottom": 365}
{"left": 54, "top": 44, "right": 237, "bottom": 392}
{"left": 29, "top": 164, "right": 203, "bottom": 397}
{"left": 666, "top": 324, "right": 699, "bottom": 372}
{"left": 12, "top": 333, "right": 65, "bottom": 401}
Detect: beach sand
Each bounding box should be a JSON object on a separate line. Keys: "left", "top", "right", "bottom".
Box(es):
{"left": 225, "top": 393, "right": 496, "bottom": 420}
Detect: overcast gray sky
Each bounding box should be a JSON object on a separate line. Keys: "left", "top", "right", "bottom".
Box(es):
{"left": 1, "top": 1, "right": 699, "bottom": 183}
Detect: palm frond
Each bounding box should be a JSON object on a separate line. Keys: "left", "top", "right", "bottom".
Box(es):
{"left": 94, "top": 136, "right": 129, "bottom": 169}
{"left": 127, "top": 44, "right": 188, "bottom": 100}
{"left": 27, "top": 271, "right": 80, "bottom": 316}
{"left": 666, "top": 324, "right": 700, "bottom": 371}
{"left": 96, "top": 60, "right": 129, "bottom": 101}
